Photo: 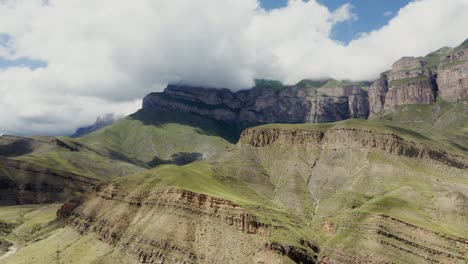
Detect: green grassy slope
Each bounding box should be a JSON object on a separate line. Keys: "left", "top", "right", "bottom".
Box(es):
{"left": 0, "top": 108, "right": 237, "bottom": 205}
{"left": 234, "top": 119, "right": 467, "bottom": 262}
{"left": 0, "top": 135, "right": 146, "bottom": 204}
{"left": 423, "top": 38, "right": 468, "bottom": 68}
{"left": 78, "top": 109, "right": 234, "bottom": 165}
{"left": 7, "top": 116, "right": 465, "bottom": 263}
{"left": 373, "top": 99, "right": 468, "bottom": 155}
{"left": 1, "top": 92, "right": 467, "bottom": 262}
{"left": 296, "top": 79, "right": 372, "bottom": 89}
{"left": 0, "top": 204, "right": 128, "bottom": 264}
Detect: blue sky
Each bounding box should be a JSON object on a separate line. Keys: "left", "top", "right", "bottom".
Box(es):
{"left": 0, "top": 34, "right": 47, "bottom": 70}
{"left": 260, "top": 0, "right": 411, "bottom": 43}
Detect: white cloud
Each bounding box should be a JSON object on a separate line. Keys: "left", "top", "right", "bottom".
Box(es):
{"left": 384, "top": 11, "right": 392, "bottom": 17}
{"left": 0, "top": 0, "right": 467, "bottom": 135}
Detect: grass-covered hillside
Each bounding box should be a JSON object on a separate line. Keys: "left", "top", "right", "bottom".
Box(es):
{"left": 3, "top": 115, "right": 466, "bottom": 263}
{"left": 78, "top": 109, "right": 235, "bottom": 165}
{"left": 0, "top": 108, "right": 235, "bottom": 205}
{"left": 254, "top": 78, "right": 372, "bottom": 90}
{"left": 372, "top": 98, "right": 468, "bottom": 155}
{"left": 0, "top": 135, "right": 145, "bottom": 204}
{"left": 296, "top": 79, "right": 372, "bottom": 89}
{"left": 423, "top": 38, "right": 468, "bottom": 68}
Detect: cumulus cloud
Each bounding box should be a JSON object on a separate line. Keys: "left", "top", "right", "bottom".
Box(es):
{"left": 0, "top": 0, "right": 467, "bottom": 135}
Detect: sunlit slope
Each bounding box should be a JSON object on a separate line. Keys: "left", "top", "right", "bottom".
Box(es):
{"left": 232, "top": 119, "right": 468, "bottom": 263}
{"left": 9, "top": 118, "right": 465, "bottom": 263}
{"left": 78, "top": 109, "right": 235, "bottom": 165}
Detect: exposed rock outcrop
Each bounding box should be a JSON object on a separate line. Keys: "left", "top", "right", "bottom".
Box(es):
{"left": 437, "top": 48, "right": 468, "bottom": 102}
{"left": 318, "top": 214, "right": 468, "bottom": 263}
{"left": 368, "top": 75, "right": 388, "bottom": 115}
{"left": 240, "top": 124, "right": 468, "bottom": 169}
{"left": 369, "top": 40, "right": 468, "bottom": 115}
{"left": 61, "top": 185, "right": 316, "bottom": 263}
{"left": 369, "top": 57, "right": 437, "bottom": 115}
{"left": 143, "top": 84, "right": 369, "bottom": 126}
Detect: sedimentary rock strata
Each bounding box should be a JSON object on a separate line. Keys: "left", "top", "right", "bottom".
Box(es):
{"left": 143, "top": 84, "right": 369, "bottom": 125}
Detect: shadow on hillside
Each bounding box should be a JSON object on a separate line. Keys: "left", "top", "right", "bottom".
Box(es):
{"left": 0, "top": 138, "right": 34, "bottom": 157}
{"left": 147, "top": 152, "right": 203, "bottom": 168}
{"left": 129, "top": 108, "right": 240, "bottom": 144}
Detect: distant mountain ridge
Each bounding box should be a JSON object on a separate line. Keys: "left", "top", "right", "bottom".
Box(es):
{"left": 72, "top": 114, "right": 120, "bottom": 137}
{"left": 143, "top": 83, "right": 370, "bottom": 127}
{"left": 142, "top": 39, "right": 468, "bottom": 128}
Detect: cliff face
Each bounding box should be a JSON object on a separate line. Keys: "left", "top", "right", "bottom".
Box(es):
{"left": 369, "top": 57, "right": 437, "bottom": 115}
{"left": 60, "top": 185, "right": 316, "bottom": 263}
{"left": 143, "top": 84, "right": 369, "bottom": 125}
{"left": 240, "top": 124, "right": 468, "bottom": 169}
{"left": 368, "top": 76, "right": 388, "bottom": 115}
{"left": 437, "top": 48, "right": 468, "bottom": 102}
{"left": 369, "top": 43, "right": 468, "bottom": 115}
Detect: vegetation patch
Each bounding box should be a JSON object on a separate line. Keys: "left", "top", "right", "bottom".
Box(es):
{"left": 389, "top": 76, "right": 429, "bottom": 86}
{"left": 439, "top": 59, "right": 465, "bottom": 70}
{"left": 254, "top": 79, "right": 284, "bottom": 90}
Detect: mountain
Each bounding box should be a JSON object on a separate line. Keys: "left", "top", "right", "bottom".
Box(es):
{"left": 72, "top": 114, "right": 120, "bottom": 137}
{"left": 5, "top": 114, "right": 466, "bottom": 263}
{"left": 143, "top": 83, "right": 369, "bottom": 126}
{"left": 0, "top": 135, "right": 144, "bottom": 205}
{"left": 1, "top": 40, "right": 468, "bottom": 263}
{"left": 77, "top": 109, "right": 235, "bottom": 165}
{"left": 369, "top": 39, "right": 468, "bottom": 116}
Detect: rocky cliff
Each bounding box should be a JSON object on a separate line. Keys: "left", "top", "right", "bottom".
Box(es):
{"left": 143, "top": 84, "right": 369, "bottom": 126}
{"left": 240, "top": 123, "right": 468, "bottom": 169}
{"left": 369, "top": 40, "right": 468, "bottom": 115}
{"left": 437, "top": 47, "right": 468, "bottom": 102}
{"left": 369, "top": 57, "right": 437, "bottom": 115}
{"left": 59, "top": 184, "right": 317, "bottom": 263}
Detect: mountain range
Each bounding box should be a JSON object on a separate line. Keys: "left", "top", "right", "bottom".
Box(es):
{"left": 0, "top": 39, "right": 467, "bottom": 263}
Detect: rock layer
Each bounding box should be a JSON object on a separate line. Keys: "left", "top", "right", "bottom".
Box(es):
{"left": 318, "top": 214, "right": 468, "bottom": 263}
{"left": 369, "top": 57, "right": 437, "bottom": 115}
{"left": 240, "top": 125, "right": 468, "bottom": 169}
{"left": 437, "top": 49, "right": 468, "bottom": 102}
{"left": 369, "top": 43, "right": 468, "bottom": 115}
{"left": 61, "top": 186, "right": 313, "bottom": 263}
{"left": 143, "top": 84, "right": 369, "bottom": 125}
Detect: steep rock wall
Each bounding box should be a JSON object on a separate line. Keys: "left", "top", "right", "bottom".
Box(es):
{"left": 240, "top": 125, "right": 468, "bottom": 169}
{"left": 437, "top": 49, "right": 468, "bottom": 102}
{"left": 369, "top": 46, "right": 468, "bottom": 115}
{"left": 143, "top": 84, "right": 369, "bottom": 125}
